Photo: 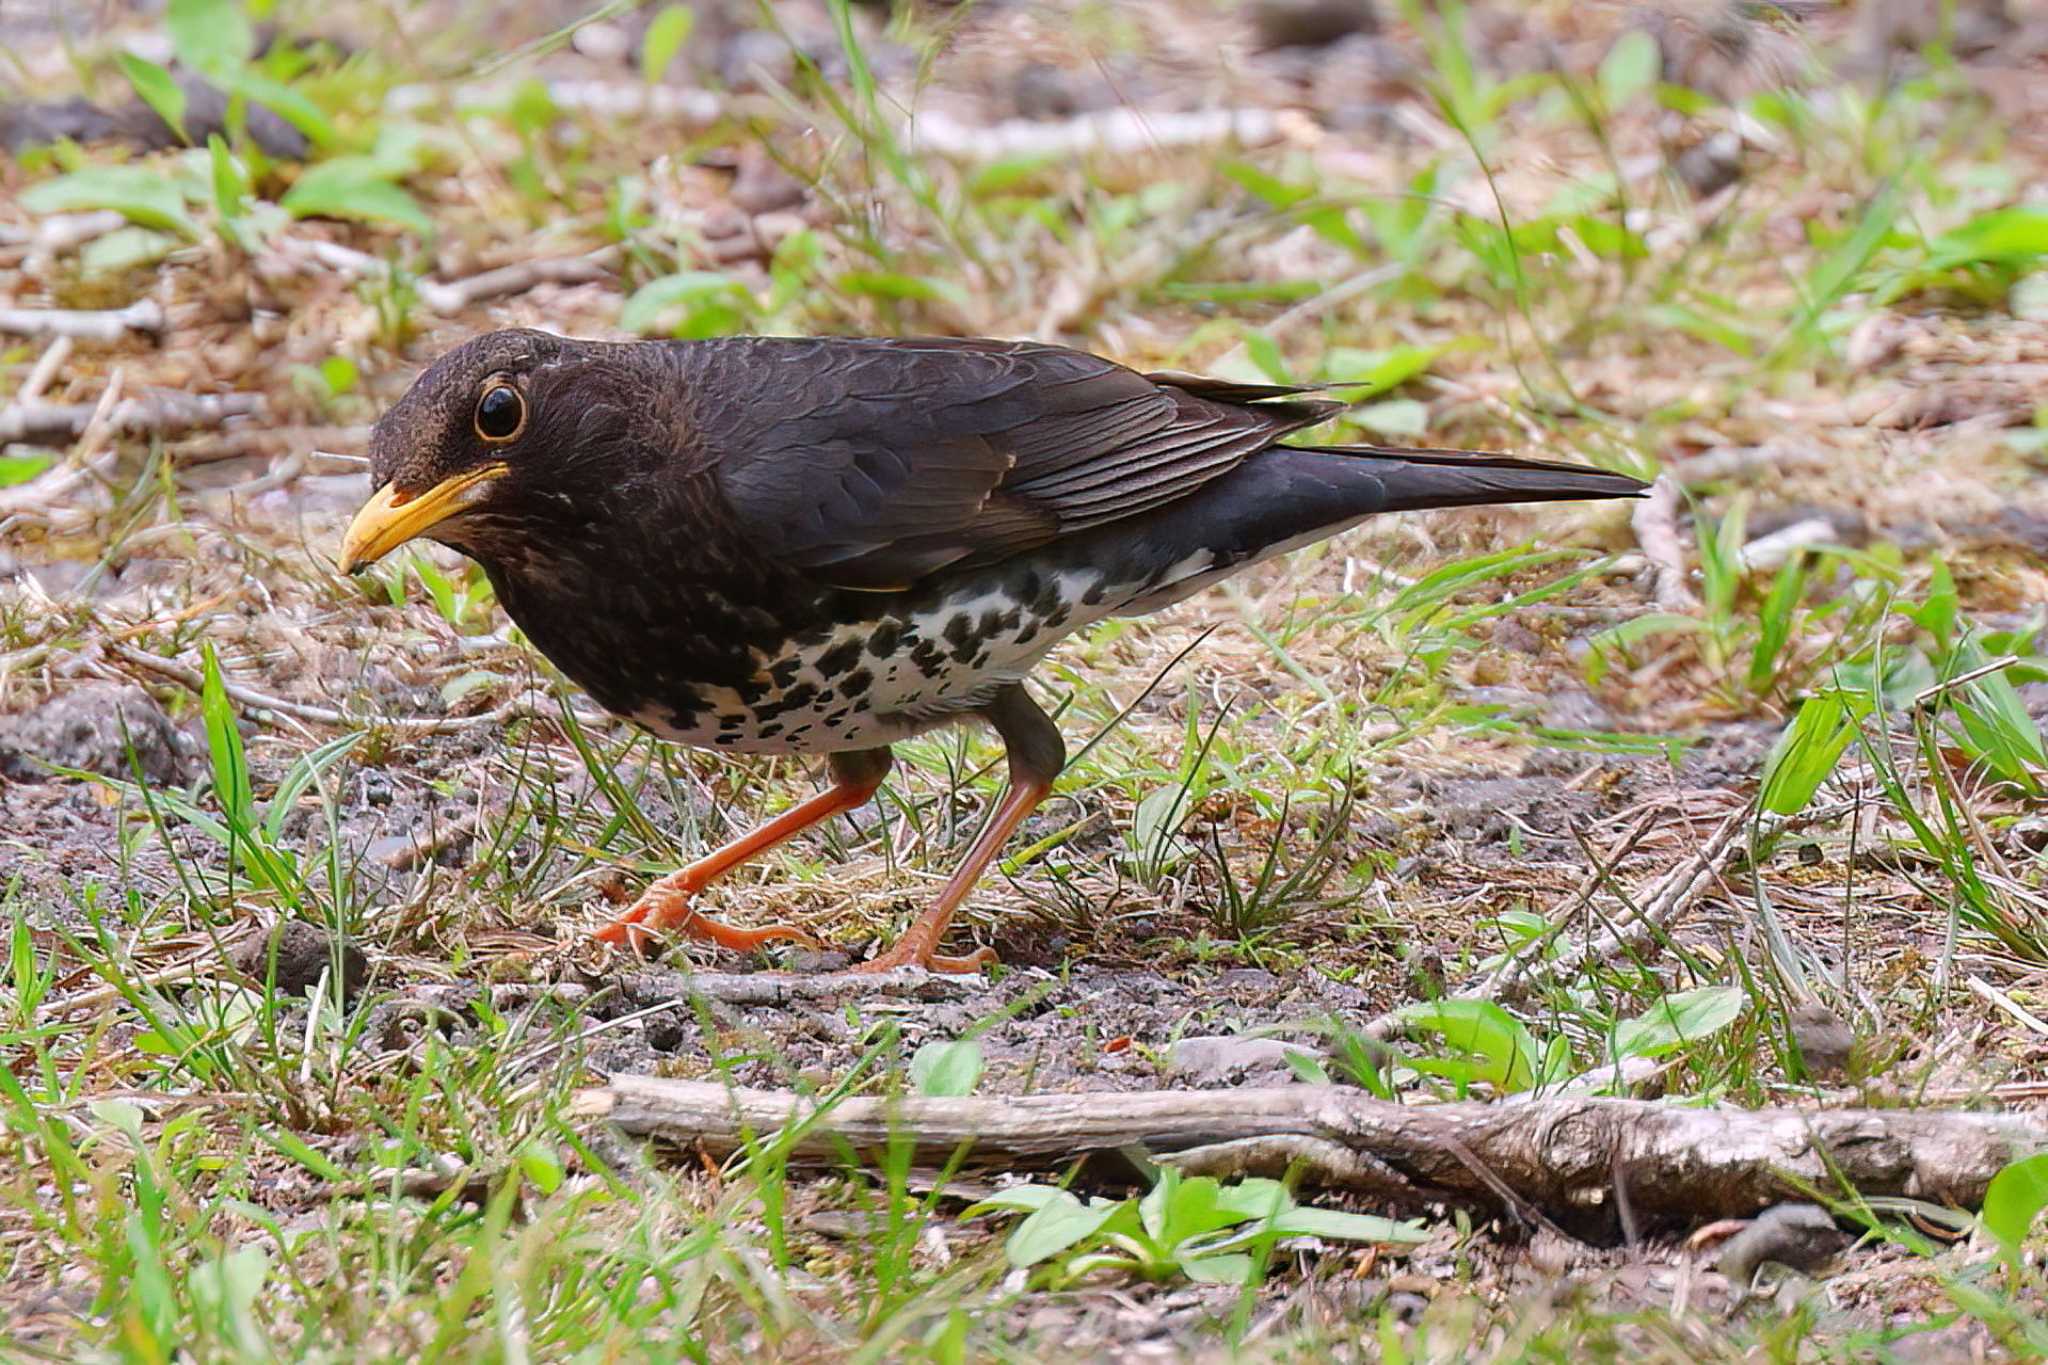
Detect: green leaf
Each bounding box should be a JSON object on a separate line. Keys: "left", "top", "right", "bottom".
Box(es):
{"left": 19, "top": 167, "right": 200, "bottom": 239}
{"left": 200, "top": 643, "right": 255, "bottom": 829}
{"left": 281, "top": 163, "right": 432, "bottom": 235}
{"left": 1239, "top": 332, "right": 1290, "bottom": 387}
{"left": 640, "top": 4, "right": 696, "bottom": 85}
{"left": 80, "top": 227, "right": 181, "bottom": 276}
{"left": 1748, "top": 552, "right": 1809, "bottom": 693}
{"left": 220, "top": 70, "right": 337, "bottom": 150}
{"left": 1783, "top": 181, "right": 1901, "bottom": 350}
{"left": 1925, "top": 206, "right": 2048, "bottom": 272}
{"left": 117, "top": 53, "right": 189, "bottom": 144}
{"left": 1127, "top": 780, "right": 1196, "bottom": 875}
{"left": 1220, "top": 161, "right": 1314, "bottom": 211}
{"left": 1322, "top": 345, "right": 1442, "bottom": 400}
{"left": 1209, "top": 1177, "right": 1290, "bottom": 1223}
{"left": 1983, "top": 1152, "right": 2048, "bottom": 1259}
{"left": 1389, "top": 999, "right": 1544, "bottom": 1092}
{"left": 1349, "top": 398, "right": 1429, "bottom": 439}
{"left": 1907, "top": 558, "right": 1959, "bottom": 649}
{"left": 0, "top": 453, "right": 56, "bottom": 488}
{"left": 1266, "top": 1207, "right": 1431, "bottom": 1244}
{"left": 1179, "top": 1253, "right": 1256, "bottom": 1284}
{"left": 966, "top": 154, "right": 1058, "bottom": 197}
{"left": 260, "top": 1126, "right": 345, "bottom": 1181}
{"left": 1951, "top": 665, "right": 2048, "bottom": 790}
{"left": 620, "top": 271, "right": 750, "bottom": 335}
{"left": 518, "top": 1143, "right": 564, "bottom": 1195}
{"left": 1003, "top": 1191, "right": 1128, "bottom": 1268}
{"left": 1759, "top": 691, "right": 1857, "bottom": 816}
{"left": 963, "top": 1184, "right": 1070, "bottom": 1217}
{"left": 1599, "top": 29, "right": 1661, "bottom": 107}
{"left": 318, "top": 354, "right": 359, "bottom": 396}
{"left": 261, "top": 732, "right": 360, "bottom": 845}
{"left": 169, "top": 0, "right": 254, "bottom": 80}
{"left": 1610, "top": 986, "right": 1746, "bottom": 1061}
{"left": 90, "top": 1098, "right": 147, "bottom": 1139}
{"left": 909, "top": 1038, "right": 984, "bottom": 1097}
{"left": 835, "top": 271, "right": 966, "bottom": 303}
{"left": 209, "top": 134, "right": 249, "bottom": 221}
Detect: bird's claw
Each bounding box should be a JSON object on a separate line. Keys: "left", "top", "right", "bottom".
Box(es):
{"left": 849, "top": 937, "right": 997, "bottom": 975}
{"left": 594, "top": 877, "right": 817, "bottom": 956}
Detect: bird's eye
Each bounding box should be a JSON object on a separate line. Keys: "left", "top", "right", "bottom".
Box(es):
{"left": 475, "top": 383, "right": 525, "bottom": 443}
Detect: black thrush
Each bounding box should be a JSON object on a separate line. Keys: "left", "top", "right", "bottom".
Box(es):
{"left": 339, "top": 329, "right": 1644, "bottom": 971}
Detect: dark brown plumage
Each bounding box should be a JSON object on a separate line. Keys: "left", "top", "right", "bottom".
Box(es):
{"left": 341, "top": 328, "right": 1644, "bottom": 972}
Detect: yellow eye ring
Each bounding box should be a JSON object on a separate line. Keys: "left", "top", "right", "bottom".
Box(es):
{"left": 475, "top": 382, "right": 526, "bottom": 444}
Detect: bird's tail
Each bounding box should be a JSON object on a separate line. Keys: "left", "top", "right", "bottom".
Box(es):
{"left": 1063, "top": 442, "right": 1646, "bottom": 616}
{"left": 1297, "top": 443, "right": 1649, "bottom": 511}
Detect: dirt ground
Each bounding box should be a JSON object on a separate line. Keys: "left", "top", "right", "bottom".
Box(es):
{"left": 8, "top": 0, "right": 2048, "bottom": 1359}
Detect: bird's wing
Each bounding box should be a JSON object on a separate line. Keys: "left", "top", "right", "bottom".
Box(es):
{"left": 703, "top": 337, "right": 1338, "bottom": 590}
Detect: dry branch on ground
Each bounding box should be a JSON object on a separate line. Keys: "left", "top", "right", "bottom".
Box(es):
{"left": 582, "top": 1075, "right": 2048, "bottom": 1224}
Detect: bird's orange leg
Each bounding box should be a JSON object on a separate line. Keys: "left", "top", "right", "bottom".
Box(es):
{"left": 595, "top": 749, "right": 892, "bottom": 955}
{"left": 852, "top": 684, "right": 1065, "bottom": 974}
{"left": 851, "top": 777, "right": 1050, "bottom": 973}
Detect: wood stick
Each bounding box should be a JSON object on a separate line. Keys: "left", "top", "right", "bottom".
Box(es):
{"left": 1632, "top": 474, "right": 1699, "bottom": 612}
{"left": 0, "top": 300, "right": 165, "bottom": 342}
{"left": 0, "top": 391, "right": 261, "bottom": 446}
{"left": 580, "top": 1076, "right": 2048, "bottom": 1221}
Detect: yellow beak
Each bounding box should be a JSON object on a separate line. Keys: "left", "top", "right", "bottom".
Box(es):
{"left": 337, "top": 463, "right": 510, "bottom": 574}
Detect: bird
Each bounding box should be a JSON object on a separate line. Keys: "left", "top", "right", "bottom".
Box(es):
{"left": 338, "top": 329, "right": 1644, "bottom": 973}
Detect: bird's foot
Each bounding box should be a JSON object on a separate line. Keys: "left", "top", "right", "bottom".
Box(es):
{"left": 849, "top": 930, "right": 997, "bottom": 975}
{"left": 594, "top": 873, "right": 817, "bottom": 957}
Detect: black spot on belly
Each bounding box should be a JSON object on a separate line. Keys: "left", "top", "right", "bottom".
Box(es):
{"left": 843, "top": 668, "right": 873, "bottom": 697}
{"left": 910, "top": 640, "right": 947, "bottom": 677}
{"left": 769, "top": 656, "right": 802, "bottom": 690}
{"left": 757, "top": 722, "right": 783, "bottom": 739}
{"left": 1016, "top": 624, "right": 1039, "bottom": 646}
{"left": 815, "top": 636, "right": 862, "bottom": 679}
{"left": 978, "top": 608, "right": 1005, "bottom": 640}
{"left": 1081, "top": 579, "right": 1107, "bottom": 607}
{"left": 942, "top": 614, "right": 972, "bottom": 652}
{"left": 867, "top": 619, "right": 902, "bottom": 658}
{"left": 1031, "top": 578, "right": 1064, "bottom": 617}
{"left": 753, "top": 682, "right": 817, "bottom": 722}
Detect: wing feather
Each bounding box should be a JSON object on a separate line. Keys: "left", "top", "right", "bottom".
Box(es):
{"left": 698, "top": 337, "right": 1326, "bottom": 588}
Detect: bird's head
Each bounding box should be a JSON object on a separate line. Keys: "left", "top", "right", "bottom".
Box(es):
{"left": 338, "top": 328, "right": 631, "bottom": 574}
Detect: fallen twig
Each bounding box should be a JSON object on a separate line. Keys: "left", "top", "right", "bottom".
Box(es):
{"left": 1631, "top": 474, "right": 1698, "bottom": 612}
{"left": 262, "top": 237, "right": 618, "bottom": 315}
{"left": 908, "top": 107, "right": 1292, "bottom": 161}
{"left": 606, "top": 967, "right": 988, "bottom": 1008}
{"left": 0, "top": 300, "right": 164, "bottom": 342}
{"left": 105, "top": 640, "right": 530, "bottom": 734}
{"left": 1670, "top": 443, "right": 1826, "bottom": 488}
{"left": 1741, "top": 518, "right": 1835, "bottom": 573}
{"left": 0, "top": 390, "right": 261, "bottom": 447}
{"left": 580, "top": 1076, "right": 2048, "bottom": 1221}
{"left": 0, "top": 210, "right": 128, "bottom": 268}
{"left": 18, "top": 336, "right": 71, "bottom": 402}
